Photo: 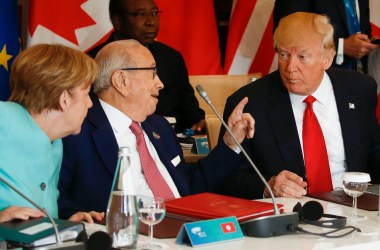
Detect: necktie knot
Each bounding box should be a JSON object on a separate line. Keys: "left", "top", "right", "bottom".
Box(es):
{"left": 304, "top": 95, "right": 316, "bottom": 106}
{"left": 130, "top": 121, "right": 143, "bottom": 137}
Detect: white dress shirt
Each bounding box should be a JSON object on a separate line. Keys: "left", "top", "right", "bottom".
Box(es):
{"left": 99, "top": 99, "right": 181, "bottom": 198}
{"left": 289, "top": 72, "right": 346, "bottom": 188}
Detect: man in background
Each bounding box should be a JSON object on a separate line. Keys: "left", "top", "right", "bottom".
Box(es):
{"left": 88, "top": 0, "right": 205, "bottom": 133}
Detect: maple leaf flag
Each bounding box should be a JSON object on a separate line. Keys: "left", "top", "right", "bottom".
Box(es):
{"left": 26, "top": 0, "right": 113, "bottom": 52}
{"left": 155, "top": 0, "right": 222, "bottom": 75}
{"left": 224, "top": 0, "right": 277, "bottom": 76}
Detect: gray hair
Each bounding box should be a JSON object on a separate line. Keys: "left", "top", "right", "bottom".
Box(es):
{"left": 93, "top": 39, "right": 141, "bottom": 92}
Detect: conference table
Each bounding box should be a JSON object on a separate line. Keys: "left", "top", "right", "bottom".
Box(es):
{"left": 85, "top": 196, "right": 380, "bottom": 250}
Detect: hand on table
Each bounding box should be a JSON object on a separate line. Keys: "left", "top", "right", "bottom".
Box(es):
{"left": 264, "top": 170, "right": 307, "bottom": 198}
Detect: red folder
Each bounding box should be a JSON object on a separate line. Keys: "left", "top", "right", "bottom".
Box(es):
{"left": 166, "top": 192, "right": 283, "bottom": 222}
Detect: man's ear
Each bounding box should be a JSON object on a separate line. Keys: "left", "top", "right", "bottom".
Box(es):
{"left": 111, "top": 70, "right": 129, "bottom": 96}
{"left": 58, "top": 90, "right": 70, "bottom": 111}
{"left": 323, "top": 51, "right": 334, "bottom": 70}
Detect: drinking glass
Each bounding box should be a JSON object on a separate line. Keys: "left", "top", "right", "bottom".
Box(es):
{"left": 138, "top": 196, "right": 166, "bottom": 250}
{"left": 342, "top": 172, "right": 371, "bottom": 220}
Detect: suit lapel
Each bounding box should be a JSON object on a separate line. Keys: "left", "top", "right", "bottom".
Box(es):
{"left": 88, "top": 95, "right": 119, "bottom": 177}
{"left": 327, "top": 70, "right": 358, "bottom": 169}
{"left": 268, "top": 80, "right": 305, "bottom": 175}
{"left": 141, "top": 120, "right": 175, "bottom": 169}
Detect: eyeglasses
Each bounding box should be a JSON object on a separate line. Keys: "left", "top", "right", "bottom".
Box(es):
{"left": 121, "top": 67, "right": 157, "bottom": 79}
{"left": 122, "top": 10, "right": 162, "bottom": 19}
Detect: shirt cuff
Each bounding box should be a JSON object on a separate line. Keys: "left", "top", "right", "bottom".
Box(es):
{"left": 336, "top": 38, "right": 344, "bottom": 65}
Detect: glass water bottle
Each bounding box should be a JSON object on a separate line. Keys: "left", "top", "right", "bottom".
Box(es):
{"left": 106, "top": 147, "right": 139, "bottom": 249}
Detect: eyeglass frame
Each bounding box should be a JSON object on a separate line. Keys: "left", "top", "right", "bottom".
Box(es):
{"left": 120, "top": 9, "right": 163, "bottom": 19}
{"left": 120, "top": 67, "right": 157, "bottom": 80}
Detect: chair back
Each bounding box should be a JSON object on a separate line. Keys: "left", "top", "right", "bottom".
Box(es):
{"left": 189, "top": 73, "right": 261, "bottom": 116}
{"left": 205, "top": 115, "right": 222, "bottom": 150}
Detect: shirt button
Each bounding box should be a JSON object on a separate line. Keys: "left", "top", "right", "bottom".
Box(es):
{"left": 40, "top": 182, "right": 46, "bottom": 191}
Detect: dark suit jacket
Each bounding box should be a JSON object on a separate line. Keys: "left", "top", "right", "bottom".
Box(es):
{"left": 87, "top": 33, "right": 205, "bottom": 133}
{"left": 216, "top": 68, "right": 380, "bottom": 199}
{"left": 58, "top": 94, "right": 242, "bottom": 219}
{"left": 273, "top": 0, "right": 372, "bottom": 72}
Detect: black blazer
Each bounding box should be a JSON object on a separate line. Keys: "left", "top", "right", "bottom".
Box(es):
{"left": 87, "top": 33, "right": 205, "bottom": 132}
{"left": 216, "top": 68, "right": 380, "bottom": 199}
{"left": 273, "top": 0, "right": 372, "bottom": 72}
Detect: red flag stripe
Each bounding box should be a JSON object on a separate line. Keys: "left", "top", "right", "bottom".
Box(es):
{"left": 156, "top": 0, "right": 222, "bottom": 75}
{"left": 224, "top": 0, "right": 257, "bottom": 74}
{"left": 249, "top": 10, "right": 275, "bottom": 75}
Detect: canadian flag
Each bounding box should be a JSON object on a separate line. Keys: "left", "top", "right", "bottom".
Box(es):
{"left": 155, "top": 0, "right": 222, "bottom": 75}
{"left": 25, "top": 0, "right": 221, "bottom": 76}
{"left": 26, "top": 0, "right": 113, "bottom": 51}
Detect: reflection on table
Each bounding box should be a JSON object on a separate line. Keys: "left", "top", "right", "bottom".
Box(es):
{"left": 85, "top": 196, "right": 380, "bottom": 250}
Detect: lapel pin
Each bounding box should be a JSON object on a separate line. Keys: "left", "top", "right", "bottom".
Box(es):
{"left": 349, "top": 103, "right": 355, "bottom": 110}
{"left": 153, "top": 132, "right": 160, "bottom": 139}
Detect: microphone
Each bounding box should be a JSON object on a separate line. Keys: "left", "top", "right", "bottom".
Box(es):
{"left": 0, "top": 176, "right": 85, "bottom": 249}
{"left": 196, "top": 84, "right": 299, "bottom": 237}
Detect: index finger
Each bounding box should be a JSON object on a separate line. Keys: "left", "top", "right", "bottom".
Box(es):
{"left": 230, "top": 97, "right": 249, "bottom": 119}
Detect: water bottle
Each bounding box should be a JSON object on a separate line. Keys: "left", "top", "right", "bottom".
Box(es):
{"left": 106, "top": 147, "right": 139, "bottom": 249}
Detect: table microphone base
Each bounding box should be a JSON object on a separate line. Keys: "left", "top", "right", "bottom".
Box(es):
{"left": 240, "top": 212, "right": 299, "bottom": 237}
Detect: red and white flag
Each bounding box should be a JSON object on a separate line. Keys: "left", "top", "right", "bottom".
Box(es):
{"left": 370, "top": 0, "right": 380, "bottom": 37}
{"left": 155, "top": 0, "right": 222, "bottom": 75}
{"left": 26, "top": 0, "right": 113, "bottom": 52}
{"left": 221, "top": 222, "right": 237, "bottom": 233}
{"left": 224, "top": 0, "right": 276, "bottom": 76}
{"left": 369, "top": 0, "right": 380, "bottom": 121}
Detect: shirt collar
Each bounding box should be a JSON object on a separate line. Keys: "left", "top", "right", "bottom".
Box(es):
{"left": 99, "top": 98, "right": 133, "bottom": 134}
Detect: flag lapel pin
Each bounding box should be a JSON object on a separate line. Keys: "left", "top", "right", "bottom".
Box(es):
{"left": 153, "top": 132, "right": 160, "bottom": 140}
{"left": 349, "top": 103, "right": 355, "bottom": 110}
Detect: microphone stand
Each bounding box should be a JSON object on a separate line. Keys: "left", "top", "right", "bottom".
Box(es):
{"left": 0, "top": 176, "right": 85, "bottom": 249}
{"left": 196, "top": 84, "right": 299, "bottom": 237}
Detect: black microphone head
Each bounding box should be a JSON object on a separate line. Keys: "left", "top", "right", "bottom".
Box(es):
{"left": 87, "top": 231, "right": 112, "bottom": 250}
{"left": 302, "top": 200, "right": 323, "bottom": 221}
{"left": 75, "top": 228, "right": 88, "bottom": 243}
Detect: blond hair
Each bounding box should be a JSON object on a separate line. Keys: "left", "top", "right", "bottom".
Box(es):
{"left": 9, "top": 44, "right": 98, "bottom": 113}
{"left": 273, "top": 12, "right": 336, "bottom": 56}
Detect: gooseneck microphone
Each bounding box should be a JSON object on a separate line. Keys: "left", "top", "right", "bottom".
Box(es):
{"left": 0, "top": 176, "right": 85, "bottom": 249}
{"left": 196, "top": 84, "right": 299, "bottom": 237}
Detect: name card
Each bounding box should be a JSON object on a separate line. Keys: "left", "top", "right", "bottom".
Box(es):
{"left": 191, "top": 137, "right": 209, "bottom": 155}
{"left": 175, "top": 216, "right": 243, "bottom": 247}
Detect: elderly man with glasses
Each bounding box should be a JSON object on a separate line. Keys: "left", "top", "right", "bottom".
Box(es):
{"left": 88, "top": 0, "right": 205, "bottom": 134}
{"left": 58, "top": 40, "right": 255, "bottom": 221}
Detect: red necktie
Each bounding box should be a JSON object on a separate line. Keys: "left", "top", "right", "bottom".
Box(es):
{"left": 130, "top": 121, "right": 175, "bottom": 200}
{"left": 302, "top": 96, "right": 333, "bottom": 194}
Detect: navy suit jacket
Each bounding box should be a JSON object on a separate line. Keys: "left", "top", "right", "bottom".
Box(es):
{"left": 216, "top": 68, "right": 380, "bottom": 199}
{"left": 87, "top": 33, "right": 205, "bottom": 133}
{"left": 273, "top": 0, "right": 371, "bottom": 72}
{"left": 58, "top": 94, "right": 241, "bottom": 219}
